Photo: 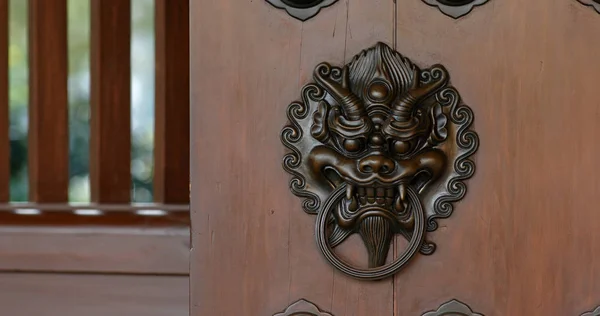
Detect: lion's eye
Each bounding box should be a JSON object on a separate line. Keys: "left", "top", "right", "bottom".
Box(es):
{"left": 392, "top": 140, "right": 412, "bottom": 155}
{"left": 343, "top": 139, "right": 362, "bottom": 152}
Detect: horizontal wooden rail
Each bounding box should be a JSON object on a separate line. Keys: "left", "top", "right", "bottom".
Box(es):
{"left": 0, "top": 226, "right": 189, "bottom": 274}
{"left": 0, "top": 203, "right": 189, "bottom": 212}
{"left": 0, "top": 273, "right": 188, "bottom": 315}
{"left": 0, "top": 203, "right": 190, "bottom": 226}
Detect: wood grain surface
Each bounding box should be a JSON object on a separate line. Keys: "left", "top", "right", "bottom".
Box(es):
{"left": 0, "top": 272, "right": 188, "bottom": 316}
{"left": 154, "top": 0, "right": 190, "bottom": 204}
{"left": 394, "top": 0, "right": 600, "bottom": 315}
{"left": 28, "top": 0, "right": 69, "bottom": 203}
{"left": 0, "top": 226, "right": 189, "bottom": 274}
{"left": 191, "top": 0, "right": 600, "bottom": 315}
{"left": 90, "top": 0, "right": 132, "bottom": 203}
{"left": 190, "top": 1, "right": 395, "bottom": 315}
{"left": 0, "top": 0, "right": 7, "bottom": 203}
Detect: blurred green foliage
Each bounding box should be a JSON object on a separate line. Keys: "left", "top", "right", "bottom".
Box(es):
{"left": 9, "top": 0, "right": 155, "bottom": 203}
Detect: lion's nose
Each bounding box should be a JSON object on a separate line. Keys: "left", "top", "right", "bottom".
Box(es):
{"left": 358, "top": 155, "right": 395, "bottom": 174}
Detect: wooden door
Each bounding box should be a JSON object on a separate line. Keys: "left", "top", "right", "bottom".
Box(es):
{"left": 190, "top": 0, "right": 600, "bottom": 315}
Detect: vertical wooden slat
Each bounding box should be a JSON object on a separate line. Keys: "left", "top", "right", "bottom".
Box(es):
{"left": 90, "top": 0, "right": 131, "bottom": 203}
{"left": 0, "top": 0, "right": 8, "bottom": 202}
{"left": 154, "top": 0, "right": 189, "bottom": 204}
{"left": 28, "top": 0, "right": 69, "bottom": 203}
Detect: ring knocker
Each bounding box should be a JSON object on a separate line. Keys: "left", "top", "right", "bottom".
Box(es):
{"left": 316, "top": 183, "right": 425, "bottom": 280}
{"left": 281, "top": 42, "right": 479, "bottom": 280}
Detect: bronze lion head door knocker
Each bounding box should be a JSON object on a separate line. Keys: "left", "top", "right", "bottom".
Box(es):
{"left": 281, "top": 42, "right": 479, "bottom": 280}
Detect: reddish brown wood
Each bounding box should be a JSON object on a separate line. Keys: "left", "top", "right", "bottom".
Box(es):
{"left": 0, "top": 203, "right": 190, "bottom": 226}
{"left": 90, "top": 0, "right": 131, "bottom": 203}
{"left": 28, "top": 0, "right": 69, "bottom": 203}
{"left": 0, "top": 226, "right": 189, "bottom": 274}
{"left": 154, "top": 0, "right": 190, "bottom": 204}
{"left": 0, "top": 273, "right": 188, "bottom": 316}
{"left": 0, "top": 0, "right": 8, "bottom": 202}
{"left": 190, "top": 1, "right": 394, "bottom": 314}
{"left": 294, "top": 2, "right": 396, "bottom": 315}
{"left": 393, "top": 0, "right": 600, "bottom": 315}
{"left": 0, "top": 212, "right": 189, "bottom": 226}
{"left": 191, "top": 0, "right": 600, "bottom": 315}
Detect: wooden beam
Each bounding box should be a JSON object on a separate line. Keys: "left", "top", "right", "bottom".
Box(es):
{"left": 28, "top": 0, "right": 69, "bottom": 203}
{"left": 154, "top": 0, "right": 190, "bottom": 204}
{"left": 0, "top": 202, "right": 189, "bottom": 212}
{"left": 90, "top": 0, "right": 131, "bottom": 203}
{"left": 0, "top": 0, "right": 8, "bottom": 202}
{"left": 0, "top": 226, "right": 189, "bottom": 274}
{"left": 0, "top": 273, "right": 188, "bottom": 316}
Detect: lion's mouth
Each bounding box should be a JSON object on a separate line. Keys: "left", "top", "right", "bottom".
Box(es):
{"left": 338, "top": 183, "right": 414, "bottom": 230}
{"left": 330, "top": 178, "right": 431, "bottom": 268}
{"left": 350, "top": 184, "right": 399, "bottom": 209}
{"left": 316, "top": 151, "right": 438, "bottom": 268}
{"left": 331, "top": 183, "right": 417, "bottom": 269}
{"left": 326, "top": 165, "right": 431, "bottom": 212}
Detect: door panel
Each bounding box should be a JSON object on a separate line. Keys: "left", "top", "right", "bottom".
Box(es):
{"left": 393, "top": 0, "right": 600, "bottom": 315}
{"left": 191, "top": 0, "right": 600, "bottom": 315}
{"left": 190, "top": 1, "right": 396, "bottom": 315}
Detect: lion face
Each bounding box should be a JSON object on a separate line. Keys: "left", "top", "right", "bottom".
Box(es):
{"left": 282, "top": 42, "right": 478, "bottom": 279}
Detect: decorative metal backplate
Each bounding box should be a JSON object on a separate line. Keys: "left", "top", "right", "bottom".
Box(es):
{"left": 274, "top": 299, "right": 333, "bottom": 316}
{"left": 281, "top": 42, "right": 479, "bottom": 280}
{"left": 274, "top": 301, "right": 600, "bottom": 315}
{"left": 422, "top": 300, "right": 483, "bottom": 316}
{"left": 579, "top": 0, "right": 600, "bottom": 13}
{"left": 423, "top": 0, "right": 490, "bottom": 18}
{"left": 266, "top": 0, "right": 338, "bottom": 21}
{"left": 582, "top": 306, "right": 600, "bottom": 316}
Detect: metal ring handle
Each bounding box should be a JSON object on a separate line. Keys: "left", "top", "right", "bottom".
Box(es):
{"left": 315, "top": 183, "right": 425, "bottom": 281}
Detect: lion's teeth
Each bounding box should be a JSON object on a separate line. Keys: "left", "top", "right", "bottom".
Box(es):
{"left": 375, "top": 187, "right": 385, "bottom": 205}
{"left": 358, "top": 187, "right": 366, "bottom": 197}
{"left": 353, "top": 186, "right": 401, "bottom": 205}
{"left": 359, "top": 196, "right": 367, "bottom": 205}
{"left": 346, "top": 184, "right": 358, "bottom": 211}
{"left": 346, "top": 184, "right": 355, "bottom": 201}
{"left": 385, "top": 188, "right": 394, "bottom": 198}
{"left": 348, "top": 196, "right": 358, "bottom": 212}
{"left": 398, "top": 183, "right": 407, "bottom": 202}
{"left": 394, "top": 195, "right": 404, "bottom": 213}
{"left": 385, "top": 197, "right": 394, "bottom": 207}
{"left": 366, "top": 187, "right": 375, "bottom": 203}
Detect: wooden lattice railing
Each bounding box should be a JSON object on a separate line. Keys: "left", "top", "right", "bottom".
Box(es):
{"left": 0, "top": 0, "right": 189, "bottom": 226}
